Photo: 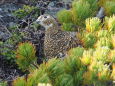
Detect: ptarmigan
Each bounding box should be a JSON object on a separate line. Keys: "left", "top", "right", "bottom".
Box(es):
{"left": 36, "top": 14, "right": 81, "bottom": 59}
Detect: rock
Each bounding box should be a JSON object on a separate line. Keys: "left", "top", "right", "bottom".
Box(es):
{"left": 0, "top": 31, "right": 9, "bottom": 40}
{"left": 60, "top": 0, "right": 71, "bottom": 3}
{"left": 0, "top": 15, "right": 3, "bottom": 18}
{"left": 48, "top": 2, "right": 55, "bottom": 7}
{"left": 45, "top": 1, "right": 72, "bottom": 18}
{"left": 36, "top": 0, "right": 72, "bottom": 17}
{"left": 0, "top": 8, "right": 2, "bottom": 11}
{"left": 0, "top": 25, "right": 11, "bottom": 41}
{"left": 0, "top": 55, "right": 23, "bottom": 82}
{"left": 9, "top": 22, "right": 16, "bottom": 28}
{"left": 96, "top": 7, "right": 105, "bottom": 19}
{"left": 0, "top": 3, "right": 22, "bottom": 27}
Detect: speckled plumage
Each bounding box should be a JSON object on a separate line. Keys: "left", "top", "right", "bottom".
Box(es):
{"left": 36, "top": 14, "right": 81, "bottom": 58}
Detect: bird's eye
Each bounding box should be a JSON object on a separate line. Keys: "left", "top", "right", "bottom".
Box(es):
{"left": 44, "top": 16, "right": 47, "bottom": 18}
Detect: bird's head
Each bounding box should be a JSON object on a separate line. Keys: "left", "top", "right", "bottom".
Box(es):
{"left": 36, "top": 14, "right": 57, "bottom": 29}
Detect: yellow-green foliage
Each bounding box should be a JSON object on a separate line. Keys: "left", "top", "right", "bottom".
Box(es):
{"left": 38, "top": 83, "right": 52, "bottom": 86}
{"left": 0, "top": 82, "right": 7, "bottom": 86}
{"left": 98, "top": 0, "right": 106, "bottom": 6}
{"left": 12, "top": 53, "right": 85, "bottom": 86}
{"left": 104, "top": 1, "right": 115, "bottom": 16}
{"left": 91, "top": 61, "right": 111, "bottom": 81}
{"left": 16, "top": 42, "right": 37, "bottom": 71}
{"left": 68, "top": 47, "right": 84, "bottom": 57}
{"left": 98, "top": 0, "right": 115, "bottom": 6}
{"left": 57, "top": 0, "right": 99, "bottom": 31}
{"left": 109, "top": 50, "right": 115, "bottom": 63}
{"left": 12, "top": 77, "right": 26, "bottom": 86}
{"left": 45, "top": 58, "right": 63, "bottom": 85}
{"left": 95, "top": 37, "right": 113, "bottom": 49}
{"left": 85, "top": 17, "right": 101, "bottom": 32}
{"left": 105, "top": 15, "right": 115, "bottom": 32}
{"left": 111, "top": 34, "right": 115, "bottom": 48}
{"left": 82, "top": 48, "right": 113, "bottom": 85}
{"left": 111, "top": 64, "right": 115, "bottom": 80}
{"left": 57, "top": 0, "right": 115, "bottom": 31}
{"left": 57, "top": 9, "right": 72, "bottom": 23}
{"left": 12, "top": 45, "right": 115, "bottom": 86}
{"left": 55, "top": 73, "right": 74, "bottom": 86}
{"left": 82, "top": 32, "right": 97, "bottom": 48}
{"left": 82, "top": 0, "right": 98, "bottom": 15}
{"left": 81, "top": 16, "right": 115, "bottom": 49}
{"left": 72, "top": 0, "right": 91, "bottom": 26}
{"left": 93, "top": 47, "right": 110, "bottom": 62}
{"left": 77, "top": 15, "right": 115, "bottom": 85}
{"left": 29, "top": 46, "right": 114, "bottom": 86}
{"left": 80, "top": 49, "right": 93, "bottom": 65}
{"left": 98, "top": 0, "right": 115, "bottom": 16}
{"left": 97, "top": 30, "right": 110, "bottom": 38}
{"left": 62, "top": 23, "right": 75, "bottom": 31}
{"left": 57, "top": 9, "right": 74, "bottom": 31}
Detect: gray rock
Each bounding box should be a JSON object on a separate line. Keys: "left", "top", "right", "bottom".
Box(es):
{"left": 0, "top": 31, "right": 11, "bottom": 40}
{"left": 45, "top": 1, "right": 72, "bottom": 18}
{"left": 9, "top": 22, "right": 16, "bottom": 28}
{"left": 96, "top": 7, "right": 105, "bottom": 19}
{"left": 0, "top": 3, "right": 22, "bottom": 26}
{"left": 0, "top": 31, "right": 10, "bottom": 41}
{"left": 0, "top": 15, "right": 3, "bottom": 18}
{"left": 0, "top": 8, "right": 2, "bottom": 11}
{"left": 48, "top": 2, "right": 55, "bottom": 7}
{"left": 60, "top": 0, "right": 71, "bottom": 3}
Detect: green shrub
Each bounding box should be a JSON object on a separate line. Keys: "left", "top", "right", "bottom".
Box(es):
{"left": 104, "top": 1, "right": 115, "bottom": 16}
{"left": 68, "top": 47, "right": 84, "bottom": 57}
{"left": 85, "top": 17, "right": 101, "bottom": 32}
{"left": 88, "top": 61, "right": 111, "bottom": 86}
{"left": 111, "top": 64, "right": 115, "bottom": 80}
{"left": 93, "top": 47, "right": 110, "bottom": 62}
{"left": 95, "top": 37, "right": 113, "bottom": 49}
{"left": 15, "top": 42, "right": 37, "bottom": 71}
{"left": 26, "top": 63, "right": 50, "bottom": 86}
{"left": 62, "top": 23, "right": 75, "bottom": 31}
{"left": 109, "top": 50, "right": 115, "bottom": 63}
{"left": 1, "top": 33, "right": 22, "bottom": 62}
{"left": 80, "top": 49, "right": 93, "bottom": 65}
{"left": 82, "top": 33, "right": 97, "bottom": 48}
{"left": 12, "top": 77, "right": 26, "bottom": 86}
{"left": 57, "top": 9, "right": 72, "bottom": 23}
{"left": 55, "top": 74, "right": 74, "bottom": 86}
{"left": 111, "top": 34, "right": 115, "bottom": 48}
{"left": 13, "top": 5, "right": 39, "bottom": 19}
{"left": 82, "top": 0, "right": 98, "bottom": 15}
{"left": 57, "top": 0, "right": 99, "bottom": 31}
{"left": 97, "top": 30, "right": 110, "bottom": 38}
{"left": 0, "top": 82, "right": 7, "bottom": 86}
{"left": 72, "top": 0, "right": 91, "bottom": 26}
{"left": 57, "top": 9, "right": 75, "bottom": 31}
{"left": 46, "top": 58, "right": 63, "bottom": 85}
{"left": 12, "top": 45, "right": 115, "bottom": 86}
{"left": 105, "top": 15, "right": 115, "bottom": 33}
{"left": 63, "top": 56, "right": 85, "bottom": 86}
{"left": 38, "top": 83, "right": 52, "bottom": 86}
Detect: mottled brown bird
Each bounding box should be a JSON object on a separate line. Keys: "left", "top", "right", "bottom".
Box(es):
{"left": 36, "top": 14, "right": 81, "bottom": 59}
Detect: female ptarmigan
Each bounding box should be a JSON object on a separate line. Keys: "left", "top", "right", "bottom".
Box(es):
{"left": 36, "top": 14, "right": 81, "bottom": 59}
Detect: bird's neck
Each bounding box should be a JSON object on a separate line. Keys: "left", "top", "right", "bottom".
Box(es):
{"left": 45, "top": 23, "right": 60, "bottom": 34}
